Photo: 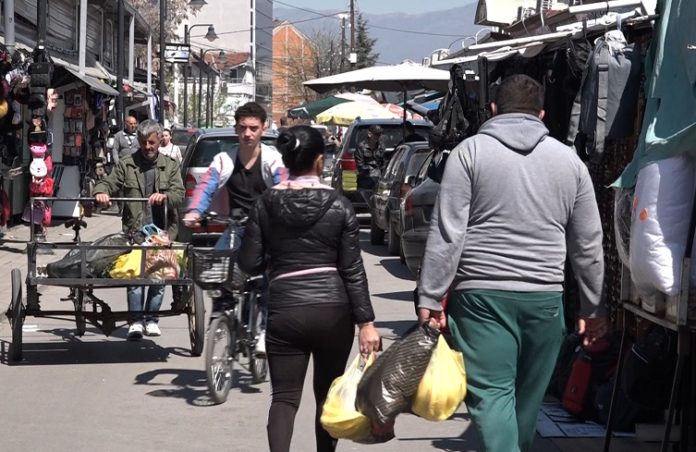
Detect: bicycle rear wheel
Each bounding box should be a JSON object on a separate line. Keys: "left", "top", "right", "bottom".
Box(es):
{"left": 205, "top": 315, "right": 236, "bottom": 404}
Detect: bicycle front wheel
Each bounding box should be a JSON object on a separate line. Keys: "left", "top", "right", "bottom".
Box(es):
{"left": 205, "top": 315, "right": 237, "bottom": 404}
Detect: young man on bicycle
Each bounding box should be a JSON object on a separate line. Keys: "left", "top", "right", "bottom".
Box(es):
{"left": 183, "top": 102, "right": 286, "bottom": 356}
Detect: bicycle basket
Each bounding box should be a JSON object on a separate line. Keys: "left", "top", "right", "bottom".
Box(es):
{"left": 191, "top": 248, "right": 237, "bottom": 290}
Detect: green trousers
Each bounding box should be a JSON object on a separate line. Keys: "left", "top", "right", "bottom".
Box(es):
{"left": 448, "top": 289, "right": 564, "bottom": 452}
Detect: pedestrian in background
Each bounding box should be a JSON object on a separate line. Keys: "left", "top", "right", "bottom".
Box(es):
{"left": 93, "top": 119, "right": 185, "bottom": 340}
{"left": 417, "top": 74, "right": 608, "bottom": 452}
{"left": 111, "top": 115, "right": 139, "bottom": 165}
{"left": 159, "top": 128, "right": 183, "bottom": 164}
{"left": 239, "top": 125, "right": 381, "bottom": 452}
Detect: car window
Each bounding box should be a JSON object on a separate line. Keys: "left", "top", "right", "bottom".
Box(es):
{"left": 384, "top": 148, "right": 404, "bottom": 179}
{"left": 189, "top": 136, "right": 277, "bottom": 168}
{"left": 171, "top": 129, "right": 198, "bottom": 148}
{"left": 350, "top": 124, "right": 431, "bottom": 150}
{"left": 416, "top": 152, "right": 435, "bottom": 184}
{"left": 406, "top": 150, "right": 431, "bottom": 177}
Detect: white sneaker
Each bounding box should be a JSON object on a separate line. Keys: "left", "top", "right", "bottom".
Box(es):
{"left": 127, "top": 322, "right": 144, "bottom": 341}
{"left": 254, "top": 330, "right": 266, "bottom": 358}
{"left": 145, "top": 321, "right": 161, "bottom": 337}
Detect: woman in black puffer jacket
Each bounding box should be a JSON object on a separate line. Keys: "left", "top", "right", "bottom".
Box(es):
{"left": 239, "top": 125, "right": 381, "bottom": 452}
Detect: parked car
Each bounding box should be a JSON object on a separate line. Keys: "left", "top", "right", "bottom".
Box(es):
{"left": 371, "top": 142, "right": 432, "bottom": 259}
{"left": 331, "top": 118, "right": 432, "bottom": 214}
{"left": 177, "top": 127, "right": 279, "bottom": 245}
{"left": 170, "top": 126, "right": 200, "bottom": 154}
{"left": 400, "top": 151, "right": 440, "bottom": 276}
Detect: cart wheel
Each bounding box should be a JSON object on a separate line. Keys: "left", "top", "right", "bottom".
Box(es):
{"left": 74, "top": 289, "right": 86, "bottom": 336}
{"left": 187, "top": 284, "right": 205, "bottom": 357}
{"left": 10, "top": 268, "right": 24, "bottom": 362}
{"left": 205, "top": 315, "right": 236, "bottom": 404}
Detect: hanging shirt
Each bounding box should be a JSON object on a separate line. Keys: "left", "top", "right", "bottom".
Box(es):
{"left": 226, "top": 154, "right": 266, "bottom": 215}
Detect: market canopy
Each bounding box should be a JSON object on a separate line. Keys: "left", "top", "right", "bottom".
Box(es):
{"left": 303, "top": 62, "right": 450, "bottom": 94}
{"left": 287, "top": 96, "right": 352, "bottom": 119}
{"left": 315, "top": 101, "right": 402, "bottom": 126}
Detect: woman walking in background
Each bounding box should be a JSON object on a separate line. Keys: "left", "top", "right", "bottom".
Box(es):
{"left": 239, "top": 125, "right": 381, "bottom": 452}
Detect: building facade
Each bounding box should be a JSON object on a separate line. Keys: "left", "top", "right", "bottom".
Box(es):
{"left": 271, "top": 21, "right": 316, "bottom": 124}
{"left": 184, "top": 0, "right": 273, "bottom": 117}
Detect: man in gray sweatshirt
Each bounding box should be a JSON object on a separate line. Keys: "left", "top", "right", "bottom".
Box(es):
{"left": 417, "top": 74, "right": 607, "bottom": 452}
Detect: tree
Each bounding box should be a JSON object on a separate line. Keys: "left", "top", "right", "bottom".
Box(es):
{"left": 128, "top": 0, "right": 197, "bottom": 71}
{"left": 354, "top": 13, "right": 379, "bottom": 69}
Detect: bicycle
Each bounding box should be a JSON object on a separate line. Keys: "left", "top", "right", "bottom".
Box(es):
{"left": 190, "top": 214, "right": 268, "bottom": 404}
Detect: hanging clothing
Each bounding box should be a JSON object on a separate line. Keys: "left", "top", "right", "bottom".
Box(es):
{"left": 614, "top": 0, "right": 696, "bottom": 187}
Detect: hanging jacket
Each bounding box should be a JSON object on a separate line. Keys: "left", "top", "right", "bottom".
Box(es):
{"left": 239, "top": 182, "right": 375, "bottom": 324}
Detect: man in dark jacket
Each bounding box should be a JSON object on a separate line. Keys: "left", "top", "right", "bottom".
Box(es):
{"left": 417, "top": 75, "right": 608, "bottom": 452}
{"left": 354, "top": 124, "right": 385, "bottom": 190}
{"left": 94, "top": 119, "right": 185, "bottom": 340}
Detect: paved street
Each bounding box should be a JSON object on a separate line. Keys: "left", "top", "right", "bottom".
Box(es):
{"left": 0, "top": 212, "right": 648, "bottom": 452}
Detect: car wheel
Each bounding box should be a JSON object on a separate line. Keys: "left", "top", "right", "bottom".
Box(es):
{"left": 370, "top": 216, "right": 384, "bottom": 245}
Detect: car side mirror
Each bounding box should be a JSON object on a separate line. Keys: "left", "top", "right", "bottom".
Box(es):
{"left": 404, "top": 175, "right": 416, "bottom": 186}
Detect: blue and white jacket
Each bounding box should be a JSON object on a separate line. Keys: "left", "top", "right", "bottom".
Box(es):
{"left": 187, "top": 143, "right": 287, "bottom": 215}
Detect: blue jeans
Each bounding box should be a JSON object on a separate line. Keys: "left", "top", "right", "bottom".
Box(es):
{"left": 127, "top": 286, "right": 165, "bottom": 323}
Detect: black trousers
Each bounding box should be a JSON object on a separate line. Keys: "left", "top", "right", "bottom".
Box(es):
{"left": 266, "top": 303, "right": 354, "bottom": 452}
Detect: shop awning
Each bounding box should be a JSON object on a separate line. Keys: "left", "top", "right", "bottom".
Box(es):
{"left": 64, "top": 67, "right": 119, "bottom": 96}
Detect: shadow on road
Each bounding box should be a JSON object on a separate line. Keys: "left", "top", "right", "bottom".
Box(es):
{"left": 0, "top": 328, "right": 172, "bottom": 366}
{"left": 380, "top": 258, "right": 416, "bottom": 281}
{"left": 373, "top": 290, "right": 415, "bottom": 302}
{"left": 374, "top": 319, "right": 418, "bottom": 340}
{"left": 358, "top": 230, "right": 391, "bottom": 258}
{"left": 135, "top": 365, "right": 264, "bottom": 407}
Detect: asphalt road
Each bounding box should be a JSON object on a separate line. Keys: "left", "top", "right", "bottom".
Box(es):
{"left": 0, "top": 217, "right": 558, "bottom": 452}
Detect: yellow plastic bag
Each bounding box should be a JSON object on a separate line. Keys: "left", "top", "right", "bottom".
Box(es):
{"left": 412, "top": 335, "right": 467, "bottom": 421}
{"left": 109, "top": 250, "right": 143, "bottom": 279}
{"left": 320, "top": 354, "right": 375, "bottom": 441}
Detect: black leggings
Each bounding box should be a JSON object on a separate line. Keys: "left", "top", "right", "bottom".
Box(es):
{"left": 266, "top": 303, "right": 354, "bottom": 452}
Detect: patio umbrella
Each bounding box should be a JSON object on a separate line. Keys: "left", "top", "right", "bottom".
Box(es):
{"left": 315, "top": 101, "right": 401, "bottom": 126}
{"left": 287, "top": 96, "right": 352, "bottom": 119}
{"left": 304, "top": 62, "right": 449, "bottom": 124}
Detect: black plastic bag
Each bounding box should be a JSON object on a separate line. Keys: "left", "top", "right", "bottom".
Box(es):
{"left": 356, "top": 323, "right": 440, "bottom": 424}
{"left": 46, "top": 233, "right": 130, "bottom": 278}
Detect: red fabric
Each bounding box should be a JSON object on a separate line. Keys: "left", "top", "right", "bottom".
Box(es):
{"left": 562, "top": 354, "right": 592, "bottom": 415}
{"left": 29, "top": 176, "right": 54, "bottom": 227}
{"left": 0, "top": 189, "right": 9, "bottom": 226}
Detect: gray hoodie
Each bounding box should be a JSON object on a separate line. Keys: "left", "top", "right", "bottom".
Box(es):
{"left": 418, "top": 113, "right": 605, "bottom": 318}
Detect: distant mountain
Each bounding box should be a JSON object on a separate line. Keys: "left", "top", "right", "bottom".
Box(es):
{"left": 274, "top": 3, "right": 484, "bottom": 64}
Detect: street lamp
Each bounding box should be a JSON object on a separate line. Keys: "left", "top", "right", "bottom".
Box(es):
{"left": 182, "top": 23, "right": 218, "bottom": 126}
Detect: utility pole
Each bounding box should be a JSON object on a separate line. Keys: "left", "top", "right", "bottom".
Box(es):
{"left": 349, "top": 0, "right": 356, "bottom": 68}
{"left": 116, "top": 0, "right": 125, "bottom": 128}
{"left": 159, "top": 0, "right": 167, "bottom": 125}
{"left": 340, "top": 14, "right": 346, "bottom": 72}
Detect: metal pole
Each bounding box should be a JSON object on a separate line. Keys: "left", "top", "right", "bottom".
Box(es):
{"left": 37, "top": 0, "right": 46, "bottom": 46}
{"left": 116, "top": 0, "right": 125, "bottom": 128}
{"left": 183, "top": 25, "right": 189, "bottom": 127}
{"left": 78, "top": 0, "right": 87, "bottom": 75}
{"left": 128, "top": 15, "right": 135, "bottom": 84}
{"left": 251, "top": 0, "right": 257, "bottom": 101}
{"left": 197, "top": 50, "right": 203, "bottom": 127}
{"left": 206, "top": 71, "right": 211, "bottom": 127}
{"left": 4, "top": 0, "right": 15, "bottom": 54}
{"left": 158, "top": 0, "right": 166, "bottom": 124}
{"left": 147, "top": 33, "right": 152, "bottom": 95}
{"left": 210, "top": 74, "right": 216, "bottom": 127}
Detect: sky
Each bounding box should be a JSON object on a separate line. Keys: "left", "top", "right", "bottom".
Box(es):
{"left": 275, "top": 0, "right": 468, "bottom": 15}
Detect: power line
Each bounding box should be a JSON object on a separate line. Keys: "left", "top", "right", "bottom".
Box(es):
{"left": 274, "top": 0, "right": 346, "bottom": 19}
